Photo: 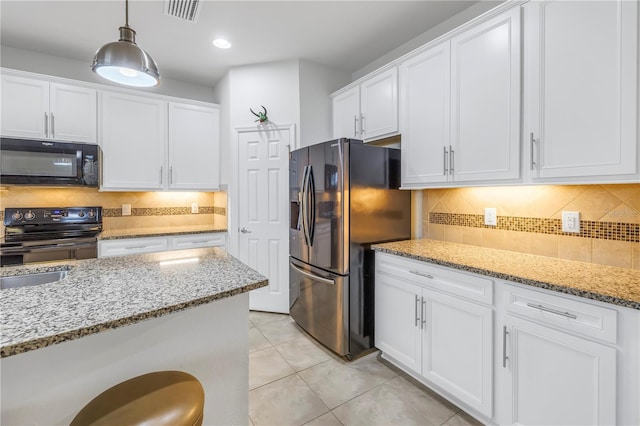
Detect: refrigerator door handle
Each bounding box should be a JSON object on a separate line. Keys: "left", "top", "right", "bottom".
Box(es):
{"left": 308, "top": 165, "right": 316, "bottom": 246}
{"left": 301, "top": 165, "right": 310, "bottom": 246}
{"left": 290, "top": 262, "right": 335, "bottom": 285}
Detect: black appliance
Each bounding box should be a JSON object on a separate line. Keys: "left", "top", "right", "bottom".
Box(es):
{"left": 289, "top": 138, "right": 411, "bottom": 359}
{"left": 1, "top": 207, "right": 102, "bottom": 266}
{"left": 0, "top": 138, "right": 100, "bottom": 187}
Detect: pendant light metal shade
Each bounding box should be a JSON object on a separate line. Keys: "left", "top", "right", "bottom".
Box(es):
{"left": 91, "top": 1, "right": 160, "bottom": 87}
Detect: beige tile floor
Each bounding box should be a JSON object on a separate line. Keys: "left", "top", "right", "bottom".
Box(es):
{"left": 248, "top": 311, "right": 483, "bottom": 426}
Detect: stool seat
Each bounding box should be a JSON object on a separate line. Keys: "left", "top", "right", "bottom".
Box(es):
{"left": 70, "top": 371, "right": 204, "bottom": 426}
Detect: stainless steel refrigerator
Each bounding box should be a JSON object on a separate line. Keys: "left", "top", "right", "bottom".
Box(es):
{"left": 289, "top": 138, "right": 411, "bottom": 359}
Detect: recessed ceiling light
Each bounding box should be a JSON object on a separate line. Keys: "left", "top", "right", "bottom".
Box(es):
{"left": 213, "top": 38, "right": 231, "bottom": 49}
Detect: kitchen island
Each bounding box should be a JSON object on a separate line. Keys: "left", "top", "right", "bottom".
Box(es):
{"left": 0, "top": 247, "right": 267, "bottom": 425}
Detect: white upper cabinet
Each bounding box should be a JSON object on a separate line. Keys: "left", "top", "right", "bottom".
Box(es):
{"left": 450, "top": 7, "right": 521, "bottom": 183}
{"left": 100, "top": 92, "right": 167, "bottom": 190}
{"left": 332, "top": 86, "right": 360, "bottom": 139}
{"left": 399, "top": 7, "right": 520, "bottom": 188}
{"left": 525, "top": 0, "right": 638, "bottom": 182}
{"left": 332, "top": 67, "right": 398, "bottom": 141}
{"left": 168, "top": 102, "right": 220, "bottom": 190}
{"left": 1, "top": 74, "right": 97, "bottom": 143}
{"left": 400, "top": 42, "right": 451, "bottom": 187}
{"left": 359, "top": 68, "right": 398, "bottom": 140}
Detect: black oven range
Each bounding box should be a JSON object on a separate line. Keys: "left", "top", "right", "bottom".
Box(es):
{"left": 1, "top": 207, "right": 102, "bottom": 266}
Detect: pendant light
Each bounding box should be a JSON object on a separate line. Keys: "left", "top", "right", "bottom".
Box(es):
{"left": 91, "top": 0, "right": 160, "bottom": 87}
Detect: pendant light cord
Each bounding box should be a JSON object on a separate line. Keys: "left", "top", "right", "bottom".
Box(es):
{"left": 125, "top": 0, "right": 129, "bottom": 28}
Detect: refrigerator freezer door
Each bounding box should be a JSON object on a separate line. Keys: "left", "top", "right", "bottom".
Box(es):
{"left": 289, "top": 258, "right": 349, "bottom": 356}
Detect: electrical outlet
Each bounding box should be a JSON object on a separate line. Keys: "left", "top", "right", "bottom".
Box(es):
{"left": 484, "top": 207, "right": 497, "bottom": 226}
{"left": 122, "top": 204, "right": 131, "bottom": 216}
{"left": 191, "top": 203, "right": 199, "bottom": 214}
{"left": 562, "top": 211, "right": 580, "bottom": 233}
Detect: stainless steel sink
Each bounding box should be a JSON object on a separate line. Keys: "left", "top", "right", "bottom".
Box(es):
{"left": 0, "top": 270, "right": 68, "bottom": 290}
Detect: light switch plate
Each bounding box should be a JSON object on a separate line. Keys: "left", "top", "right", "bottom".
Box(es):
{"left": 484, "top": 208, "right": 497, "bottom": 226}
{"left": 191, "top": 203, "right": 199, "bottom": 214}
{"left": 562, "top": 211, "right": 580, "bottom": 233}
{"left": 122, "top": 204, "right": 131, "bottom": 216}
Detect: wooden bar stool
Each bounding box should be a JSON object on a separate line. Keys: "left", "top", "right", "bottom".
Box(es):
{"left": 70, "top": 371, "right": 204, "bottom": 426}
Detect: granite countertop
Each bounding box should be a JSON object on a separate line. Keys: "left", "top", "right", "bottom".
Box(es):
{"left": 0, "top": 247, "right": 267, "bottom": 357}
{"left": 373, "top": 239, "right": 640, "bottom": 310}
{"left": 99, "top": 225, "right": 227, "bottom": 240}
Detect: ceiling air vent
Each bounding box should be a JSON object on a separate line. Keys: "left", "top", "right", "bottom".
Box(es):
{"left": 164, "top": 0, "right": 201, "bottom": 23}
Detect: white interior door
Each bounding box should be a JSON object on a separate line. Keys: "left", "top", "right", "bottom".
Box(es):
{"left": 238, "top": 126, "right": 291, "bottom": 313}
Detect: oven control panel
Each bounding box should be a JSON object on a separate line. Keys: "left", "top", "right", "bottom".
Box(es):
{"left": 4, "top": 207, "right": 102, "bottom": 226}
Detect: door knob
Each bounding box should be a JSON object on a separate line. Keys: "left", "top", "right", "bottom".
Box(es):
{"left": 240, "top": 227, "right": 252, "bottom": 234}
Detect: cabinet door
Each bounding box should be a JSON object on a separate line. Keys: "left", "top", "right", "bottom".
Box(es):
{"left": 503, "top": 315, "right": 616, "bottom": 425}
{"left": 400, "top": 42, "right": 451, "bottom": 186}
{"left": 423, "top": 290, "right": 493, "bottom": 418}
{"left": 1, "top": 75, "right": 49, "bottom": 139}
{"left": 332, "top": 86, "right": 360, "bottom": 139}
{"left": 168, "top": 103, "right": 220, "bottom": 190}
{"left": 360, "top": 67, "right": 398, "bottom": 140}
{"left": 450, "top": 7, "right": 521, "bottom": 182}
{"left": 374, "top": 272, "right": 422, "bottom": 375}
{"left": 49, "top": 83, "right": 97, "bottom": 143}
{"left": 525, "top": 0, "right": 638, "bottom": 179}
{"left": 100, "top": 92, "right": 167, "bottom": 190}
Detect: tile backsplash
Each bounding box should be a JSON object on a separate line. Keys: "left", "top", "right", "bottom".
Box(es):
{"left": 422, "top": 184, "right": 640, "bottom": 270}
{"left": 0, "top": 187, "right": 227, "bottom": 234}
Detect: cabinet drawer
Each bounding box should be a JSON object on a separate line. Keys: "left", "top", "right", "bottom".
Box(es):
{"left": 169, "top": 233, "right": 226, "bottom": 250}
{"left": 376, "top": 253, "right": 493, "bottom": 305}
{"left": 98, "top": 237, "right": 168, "bottom": 258}
{"left": 504, "top": 284, "right": 617, "bottom": 344}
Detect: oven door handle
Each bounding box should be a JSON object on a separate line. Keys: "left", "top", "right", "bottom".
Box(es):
{"left": 2, "top": 241, "right": 96, "bottom": 254}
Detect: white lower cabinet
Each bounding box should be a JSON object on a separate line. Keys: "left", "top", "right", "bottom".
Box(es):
{"left": 375, "top": 253, "right": 493, "bottom": 418}
{"left": 98, "top": 233, "right": 226, "bottom": 258}
{"left": 501, "top": 314, "right": 616, "bottom": 426}
{"left": 376, "top": 251, "right": 640, "bottom": 425}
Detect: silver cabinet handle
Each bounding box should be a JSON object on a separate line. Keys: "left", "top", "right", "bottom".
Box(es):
{"left": 449, "top": 145, "right": 454, "bottom": 174}
{"left": 188, "top": 240, "right": 212, "bottom": 245}
{"left": 414, "top": 295, "right": 420, "bottom": 327}
{"left": 526, "top": 303, "right": 577, "bottom": 319}
{"left": 44, "top": 112, "right": 48, "bottom": 137}
{"left": 530, "top": 132, "right": 536, "bottom": 170}
{"left": 409, "top": 270, "right": 434, "bottom": 279}
{"left": 290, "top": 263, "right": 335, "bottom": 285}
{"left": 421, "top": 298, "right": 427, "bottom": 329}
{"left": 353, "top": 115, "right": 358, "bottom": 137}
{"left": 443, "top": 146, "right": 448, "bottom": 175}
{"left": 360, "top": 113, "right": 366, "bottom": 134}
{"left": 125, "top": 245, "right": 149, "bottom": 250}
{"left": 240, "top": 227, "right": 252, "bottom": 234}
{"left": 502, "top": 325, "right": 509, "bottom": 368}
{"left": 160, "top": 166, "right": 163, "bottom": 184}
{"left": 169, "top": 166, "right": 173, "bottom": 184}
{"left": 51, "top": 113, "right": 55, "bottom": 138}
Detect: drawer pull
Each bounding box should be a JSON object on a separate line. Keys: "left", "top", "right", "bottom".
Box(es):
{"left": 189, "top": 240, "right": 211, "bottom": 244}
{"left": 125, "top": 245, "right": 149, "bottom": 250}
{"left": 527, "top": 303, "right": 577, "bottom": 319}
{"left": 421, "top": 298, "right": 426, "bottom": 329}
{"left": 414, "top": 295, "right": 420, "bottom": 327}
{"left": 409, "top": 270, "right": 434, "bottom": 279}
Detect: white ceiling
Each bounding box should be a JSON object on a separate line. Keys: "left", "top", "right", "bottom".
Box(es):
{"left": 1, "top": 1, "right": 484, "bottom": 88}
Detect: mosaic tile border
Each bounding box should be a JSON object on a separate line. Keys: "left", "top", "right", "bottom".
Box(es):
{"left": 429, "top": 212, "right": 639, "bottom": 243}
{"left": 103, "top": 206, "right": 226, "bottom": 217}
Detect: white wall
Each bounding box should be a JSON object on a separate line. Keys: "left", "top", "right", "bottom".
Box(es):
{"left": 352, "top": 1, "right": 504, "bottom": 80}
{"left": 299, "top": 60, "right": 350, "bottom": 147}
{"left": 0, "top": 46, "right": 216, "bottom": 102}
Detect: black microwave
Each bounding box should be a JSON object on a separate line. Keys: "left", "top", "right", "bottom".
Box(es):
{"left": 0, "top": 138, "right": 100, "bottom": 187}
